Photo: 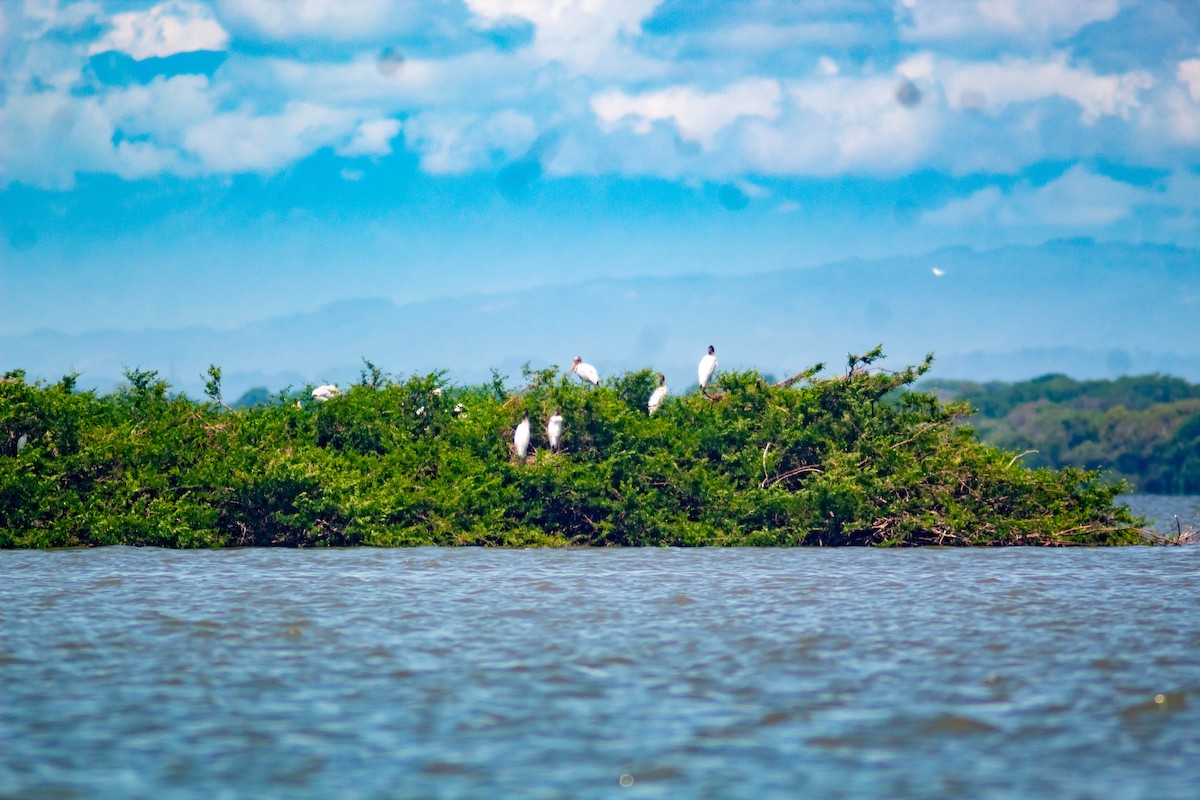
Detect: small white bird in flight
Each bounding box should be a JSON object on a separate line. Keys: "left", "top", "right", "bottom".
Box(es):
{"left": 547, "top": 410, "right": 563, "bottom": 452}
{"left": 931, "top": 267, "right": 945, "bottom": 277}
{"left": 311, "top": 384, "right": 340, "bottom": 402}
{"left": 514, "top": 412, "right": 531, "bottom": 459}
{"left": 698, "top": 346, "right": 717, "bottom": 394}
{"left": 648, "top": 373, "right": 668, "bottom": 415}
{"left": 570, "top": 356, "right": 600, "bottom": 386}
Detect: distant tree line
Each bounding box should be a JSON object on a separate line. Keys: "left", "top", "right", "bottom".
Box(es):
{"left": 1, "top": 350, "right": 1148, "bottom": 548}
{"left": 922, "top": 374, "right": 1200, "bottom": 494}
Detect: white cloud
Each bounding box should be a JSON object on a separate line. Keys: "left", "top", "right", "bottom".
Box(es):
{"left": 899, "top": 0, "right": 1120, "bottom": 43}
{"left": 1161, "top": 86, "right": 1200, "bottom": 144}
{"left": 940, "top": 54, "right": 1153, "bottom": 123}
{"left": 466, "top": 0, "right": 665, "bottom": 78}
{"left": 337, "top": 118, "right": 401, "bottom": 157}
{"left": 402, "top": 110, "right": 538, "bottom": 173}
{"left": 0, "top": 79, "right": 199, "bottom": 189}
{"left": 738, "top": 69, "right": 943, "bottom": 176}
{"left": 91, "top": 0, "right": 229, "bottom": 59}
{"left": 181, "top": 102, "right": 359, "bottom": 172}
{"left": 1178, "top": 59, "right": 1200, "bottom": 102}
{"left": 21, "top": 0, "right": 103, "bottom": 37}
{"left": 214, "top": 0, "right": 423, "bottom": 40}
{"left": 592, "top": 79, "right": 782, "bottom": 149}
{"left": 922, "top": 165, "right": 1150, "bottom": 227}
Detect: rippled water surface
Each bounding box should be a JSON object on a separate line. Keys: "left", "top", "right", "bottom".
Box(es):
{"left": 3, "top": 546, "right": 1198, "bottom": 799}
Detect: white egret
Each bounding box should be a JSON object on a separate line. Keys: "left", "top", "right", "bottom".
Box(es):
{"left": 570, "top": 356, "right": 600, "bottom": 386}
{"left": 698, "top": 345, "right": 718, "bottom": 393}
{"left": 514, "top": 412, "right": 531, "bottom": 459}
{"left": 648, "top": 374, "right": 667, "bottom": 415}
{"left": 312, "top": 384, "right": 340, "bottom": 402}
{"left": 547, "top": 410, "right": 563, "bottom": 452}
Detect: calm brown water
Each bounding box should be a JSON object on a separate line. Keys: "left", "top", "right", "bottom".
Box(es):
{"left": 2, "top": 544, "right": 1198, "bottom": 799}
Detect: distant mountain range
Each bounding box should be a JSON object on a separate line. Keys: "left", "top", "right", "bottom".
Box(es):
{"left": 4, "top": 239, "right": 1198, "bottom": 399}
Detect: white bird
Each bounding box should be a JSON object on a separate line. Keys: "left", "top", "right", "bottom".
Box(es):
{"left": 311, "top": 384, "right": 340, "bottom": 402}
{"left": 570, "top": 356, "right": 600, "bottom": 386}
{"left": 514, "top": 412, "right": 531, "bottom": 459}
{"left": 698, "top": 345, "right": 718, "bottom": 393}
{"left": 546, "top": 411, "right": 563, "bottom": 452}
{"left": 931, "top": 267, "right": 945, "bottom": 277}
{"left": 648, "top": 374, "right": 668, "bottom": 415}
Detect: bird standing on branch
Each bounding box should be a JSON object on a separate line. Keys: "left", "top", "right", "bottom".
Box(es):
{"left": 648, "top": 374, "right": 667, "bottom": 415}
{"left": 547, "top": 410, "right": 563, "bottom": 452}
{"left": 698, "top": 346, "right": 718, "bottom": 395}
{"left": 514, "top": 412, "right": 531, "bottom": 459}
{"left": 570, "top": 356, "right": 600, "bottom": 386}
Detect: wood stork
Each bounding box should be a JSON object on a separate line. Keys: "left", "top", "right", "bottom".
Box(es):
{"left": 648, "top": 374, "right": 668, "bottom": 415}
{"left": 570, "top": 356, "right": 600, "bottom": 386}
{"left": 514, "top": 412, "right": 531, "bottom": 459}
{"left": 312, "top": 384, "right": 340, "bottom": 402}
{"left": 698, "top": 345, "right": 718, "bottom": 394}
{"left": 547, "top": 410, "right": 563, "bottom": 452}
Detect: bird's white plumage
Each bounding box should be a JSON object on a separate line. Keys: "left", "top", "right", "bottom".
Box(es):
{"left": 514, "top": 415, "right": 531, "bottom": 459}
{"left": 547, "top": 413, "right": 563, "bottom": 452}
{"left": 648, "top": 375, "right": 667, "bottom": 415}
{"left": 698, "top": 346, "right": 718, "bottom": 389}
{"left": 931, "top": 267, "right": 945, "bottom": 277}
{"left": 311, "top": 384, "right": 340, "bottom": 402}
{"left": 570, "top": 356, "right": 600, "bottom": 385}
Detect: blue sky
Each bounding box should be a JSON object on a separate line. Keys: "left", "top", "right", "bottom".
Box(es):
{"left": 2, "top": 0, "right": 1199, "bottom": 337}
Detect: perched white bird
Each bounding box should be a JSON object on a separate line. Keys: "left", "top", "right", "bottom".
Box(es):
{"left": 514, "top": 413, "right": 531, "bottom": 459}
{"left": 547, "top": 411, "right": 563, "bottom": 452}
{"left": 453, "top": 403, "right": 467, "bottom": 416}
{"left": 648, "top": 374, "right": 668, "bottom": 415}
{"left": 570, "top": 356, "right": 600, "bottom": 386}
{"left": 698, "top": 345, "right": 718, "bottom": 393}
{"left": 311, "top": 384, "right": 340, "bottom": 402}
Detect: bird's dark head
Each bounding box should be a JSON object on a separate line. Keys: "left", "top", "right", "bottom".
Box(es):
{"left": 707, "top": 345, "right": 715, "bottom": 355}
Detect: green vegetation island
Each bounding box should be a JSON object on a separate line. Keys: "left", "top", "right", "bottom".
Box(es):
{"left": 0, "top": 349, "right": 1157, "bottom": 548}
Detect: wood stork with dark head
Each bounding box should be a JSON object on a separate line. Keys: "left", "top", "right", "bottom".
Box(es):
{"left": 570, "top": 356, "right": 600, "bottom": 386}
{"left": 514, "top": 412, "right": 531, "bottom": 459}
{"left": 547, "top": 410, "right": 563, "bottom": 452}
{"left": 648, "top": 373, "right": 667, "bottom": 415}
{"left": 698, "top": 345, "right": 717, "bottom": 394}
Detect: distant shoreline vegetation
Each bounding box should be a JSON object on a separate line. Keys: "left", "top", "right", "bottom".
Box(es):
{"left": 924, "top": 374, "right": 1200, "bottom": 495}
{"left": 0, "top": 349, "right": 1156, "bottom": 548}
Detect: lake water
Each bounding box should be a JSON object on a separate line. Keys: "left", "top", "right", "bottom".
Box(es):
{"left": 2, "top": 501, "right": 1198, "bottom": 799}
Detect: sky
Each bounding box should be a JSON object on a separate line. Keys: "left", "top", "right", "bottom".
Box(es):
{"left": 2, "top": 0, "right": 1199, "bottom": 338}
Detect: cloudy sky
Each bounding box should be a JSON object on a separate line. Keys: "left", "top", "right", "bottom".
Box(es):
{"left": 2, "top": 0, "right": 1198, "bottom": 337}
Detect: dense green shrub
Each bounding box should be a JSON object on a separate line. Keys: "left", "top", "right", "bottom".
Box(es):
{"left": 1, "top": 353, "right": 1147, "bottom": 548}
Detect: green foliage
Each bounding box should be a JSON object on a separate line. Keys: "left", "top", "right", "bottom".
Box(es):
{"left": 1, "top": 353, "right": 1149, "bottom": 549}
{"left": 925, "top": 374, "right": 1200, "bottom": 493}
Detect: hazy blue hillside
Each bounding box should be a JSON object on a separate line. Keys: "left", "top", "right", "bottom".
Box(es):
{"left": 4, "top": 240, "right": 1197, "bottom": 398}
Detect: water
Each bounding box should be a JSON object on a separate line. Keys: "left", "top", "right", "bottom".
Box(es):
{"left": 1122, "top": 493, "right": 1200, "bottom": 536}
{"left": 2, "top": 545, "right": 1198, "bottom": 799}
